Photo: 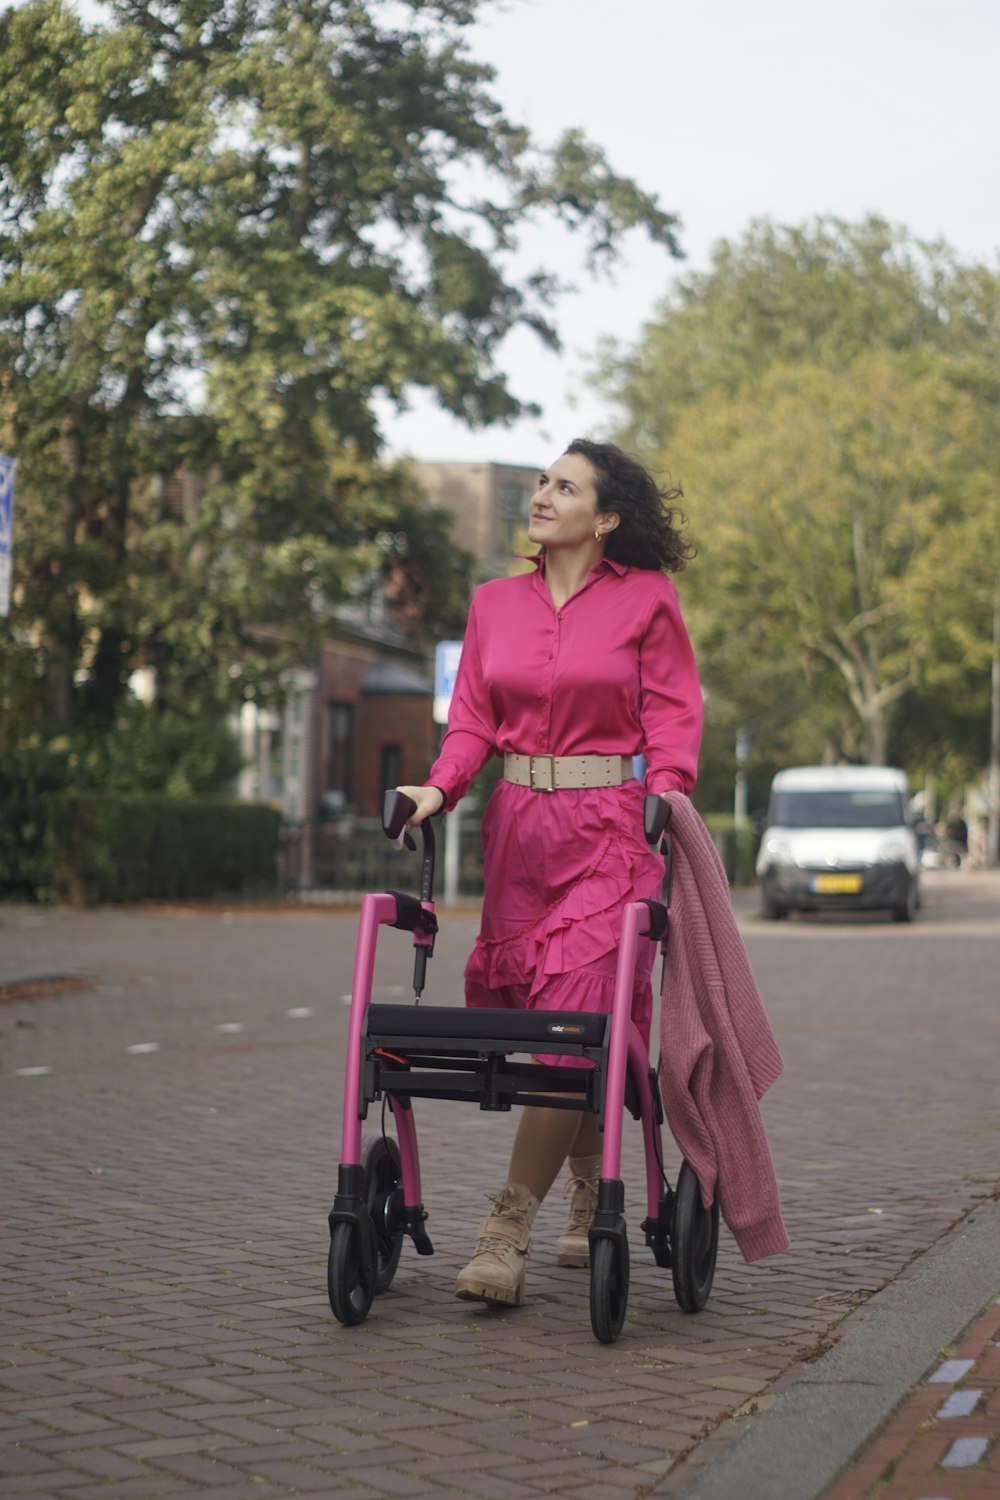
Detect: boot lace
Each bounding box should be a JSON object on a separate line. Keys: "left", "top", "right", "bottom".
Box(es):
{"left": 476, "top": 1191, "right": 533, "bottom": 1257}
{"left": 563, "top": 1173, "right": 599, "bottom": 1233}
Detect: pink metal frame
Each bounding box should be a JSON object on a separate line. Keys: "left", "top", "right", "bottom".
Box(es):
{"left": 339, "top": 894, "right": 666, "bottom": 1222}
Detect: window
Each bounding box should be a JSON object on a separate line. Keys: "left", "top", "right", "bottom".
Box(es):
{"left": 381, "top": 744, "right": 402, "bottom": 795}
{"left": 769, "top": 789, "right": 905, "bottom": 829}
{"left": 325, "top": 703, "right": 354, "bottom": 811}
{"left": 497, "top": 484, "right": 530, "bottom": 519}
{"left": 496, "top": 483, "right": 532, "bottom": 552}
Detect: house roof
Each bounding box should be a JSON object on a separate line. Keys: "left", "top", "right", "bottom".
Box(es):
{"left": 360, "top": 659, "right": 433, "bottom": 696}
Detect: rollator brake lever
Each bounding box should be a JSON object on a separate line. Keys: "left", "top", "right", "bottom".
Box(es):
{"left": 643, "top": 794, "right": 674, "bottom": 913}
{"left": 382, "top": 790, "right": 438, "bottom": 1000}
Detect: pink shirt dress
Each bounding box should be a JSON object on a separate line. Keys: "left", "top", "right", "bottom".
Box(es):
{"left": 427, "top": 556, "right": 703, "bottom": 1059}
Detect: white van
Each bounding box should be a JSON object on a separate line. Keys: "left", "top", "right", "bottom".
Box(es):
{"left": 756, "top": 765, "right": 920, "bottom": 922}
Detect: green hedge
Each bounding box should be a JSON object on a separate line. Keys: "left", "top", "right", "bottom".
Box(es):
{"left": 49, "top": 794, "right": 282, "bottom": 904}
{"left": 700, "top": 814, "right": 759, "bottom": 885}
{"left": 0, "top": 739, "right": 67, "bottom": 902}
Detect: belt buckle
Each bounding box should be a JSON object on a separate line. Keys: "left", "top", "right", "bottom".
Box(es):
{"left": 530, "top": 754, "right": 556, "bottom": 792}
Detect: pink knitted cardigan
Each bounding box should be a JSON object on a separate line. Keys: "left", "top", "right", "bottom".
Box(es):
{"left": 659, "top": 793, "right": 790, "bottom": 1262}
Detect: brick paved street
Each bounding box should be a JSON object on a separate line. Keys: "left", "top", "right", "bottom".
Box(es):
{"left": 2, "top": 866, "right": 999, "bottom": 1499}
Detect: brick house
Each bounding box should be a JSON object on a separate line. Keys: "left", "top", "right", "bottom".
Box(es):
{"left": 410, "top": 460, "right": 538, "bottom": 579}
{"left": 229, "top": 459, "right": 539, "bottom": 886}
{"left": 235, "top": 614, "right": 439, "bottom": 886}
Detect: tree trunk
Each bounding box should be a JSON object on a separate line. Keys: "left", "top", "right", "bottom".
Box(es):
{"left": 47, "top": 417, "right": 84, "bottom": 730}
{"left": 86, "top": 460, "right": 134, "bottom": 725}
{"left": 862, "top": 704, "right": 890, "bottom": 766}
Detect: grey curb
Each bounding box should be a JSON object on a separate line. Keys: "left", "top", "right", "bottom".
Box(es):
{"left": 670, "top": 1197, "right": 1000, "bottom": 1500}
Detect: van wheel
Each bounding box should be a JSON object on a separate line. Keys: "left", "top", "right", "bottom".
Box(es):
{"left": 761, "top": 895, "right": 788, "bottom": 921}
{"left": 892, "top": 882, "right": 917, "bottom": 923}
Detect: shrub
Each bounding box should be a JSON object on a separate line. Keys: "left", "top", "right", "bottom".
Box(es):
{"left": 0, "top": 733, "right": 74, "bottom": 901}
{"left": 49, "top": 794, "right": 281, "bottom": 904}
{"left": 700, "top": 814, "right": 759, "bottom": 885}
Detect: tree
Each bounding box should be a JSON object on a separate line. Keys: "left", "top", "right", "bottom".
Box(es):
{"left": 669, "top": 351, "right": 994, "bottom": 765}
{"left": 0, "top": 0, "right": 681, "bottom": 743}
{"left": 601, "top": 215, "right": 1000, "bottom": 453}
{"left": 597, "top": 217, "right": 1000, "bottom": 781}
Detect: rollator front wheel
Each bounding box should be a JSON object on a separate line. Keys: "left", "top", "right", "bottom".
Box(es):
{"left": 362, "top": 1134, "right": 404, "bottom": 1293}
{"left": 671, "top": 1160, "right": 719, "bottom": 1313}
{"left": 327, "top": 1217, "right": 377, "bottom": 1326}
{"left": 589, "top": 1234, "right": 630, "bottom": 1344}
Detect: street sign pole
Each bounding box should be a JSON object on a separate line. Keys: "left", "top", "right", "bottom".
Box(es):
{"left": 0, "top": 453, "right": 15, "bottom": 619}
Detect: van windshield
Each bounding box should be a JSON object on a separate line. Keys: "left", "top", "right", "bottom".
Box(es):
{"left": 769, "top": 789, "right": 905, "bottom": 829}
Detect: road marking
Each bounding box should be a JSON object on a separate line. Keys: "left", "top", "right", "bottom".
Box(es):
{"left": 126, "top": 1042, "right": 159, "bottom": 1054}
{"left": 340, "top": 984, "right": 408, "bottom": 1005}
{"left": 940, "top": 1436, "right": 989, "bottom": 1467}
{"left": 216, "top": 1022, "right": 244, "bottom": 1033}
{"left": 287, "top": 1007, "right": 312, "bottom": 1018}
{"left": 16, "top": 1066, "right": 52, "bottom": 1076}
{"left": 936, "top": 1389, "right": 982, "bottom": 1418}
{"left": 928, "top": 1358, "right": 975, "bottom": 1382}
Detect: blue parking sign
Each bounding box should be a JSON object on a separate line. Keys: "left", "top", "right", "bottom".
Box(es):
{"left": 433, "top": 639, "right": 463, "bottom": 725}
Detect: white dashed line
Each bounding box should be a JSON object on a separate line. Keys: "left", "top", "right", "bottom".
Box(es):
{"left": 940, "top": 1436, "right": 989, "bottom": 1467}
{"left": 928, "top": 1359, "right": 975, "bottom": 1382}
{"left": 287, "top": 1007, "right": 312, "bottom": 1019}
{"left": 16, "top": 1066, "right": 52, "bottom": 1077}
{"left": 340, "top": 984, "right": 407, "bottom": 1006}
{"left": 216, "top": 1022, "right": 244, "bottom": 1033}
{"left": 936, "top": 1389, "right": 982, "bottom": 1418}
{"left": 126, "top": 1042, "right": 160, "bottom": 1054}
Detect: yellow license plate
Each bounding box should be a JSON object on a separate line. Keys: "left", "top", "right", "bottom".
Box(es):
{"left": 811, "top": 873, "right": 863, "bottom": 894}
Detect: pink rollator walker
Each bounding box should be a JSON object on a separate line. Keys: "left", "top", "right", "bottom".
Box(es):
{"left": 328, "top": 789, "right": 719, "bottom": 1344}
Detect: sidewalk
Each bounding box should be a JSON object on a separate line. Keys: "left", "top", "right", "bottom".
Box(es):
{"left": 824, "top": 1286, "right": 1000, "bottom": 1500}
{"left": 661, "top": 1197, "right": 1000, "bottom": 1500}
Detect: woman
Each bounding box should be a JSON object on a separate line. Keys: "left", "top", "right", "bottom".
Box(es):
{"left": 397, "top": 438, "right": 703, "bottom": 1306}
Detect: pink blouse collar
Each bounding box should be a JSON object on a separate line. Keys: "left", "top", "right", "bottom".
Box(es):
{"left": 516, "top": 552, "right": 629, "bottom": 578}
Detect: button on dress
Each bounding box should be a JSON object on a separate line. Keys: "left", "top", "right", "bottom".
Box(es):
{"left": 427, "top": 556, "right": 703, "bottom": 1059}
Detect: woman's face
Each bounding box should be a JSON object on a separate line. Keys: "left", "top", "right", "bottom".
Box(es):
{"left": 527, "top": 453, "right": 617, "bottom": 551}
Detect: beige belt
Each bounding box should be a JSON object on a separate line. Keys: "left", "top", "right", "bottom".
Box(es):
{"left": 503, "top": 752, "right": 635, "bottom": 793}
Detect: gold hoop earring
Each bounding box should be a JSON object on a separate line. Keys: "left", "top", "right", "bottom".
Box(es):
{"left": 594, "top": 529, "right": 602, "bottom": 542}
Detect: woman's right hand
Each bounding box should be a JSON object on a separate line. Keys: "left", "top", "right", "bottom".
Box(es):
{"left": 395, "top": 785, "right": 444, "bottom": 828}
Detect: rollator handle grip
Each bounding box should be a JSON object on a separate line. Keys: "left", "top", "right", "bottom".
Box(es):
{"left": 383, "top": 790, "right": 417, "bottom": 850}
{"left": 382, "top": 789, "right": 437, "bottom": 908}
{"left": 644, "top": 793, "right": 672, "bottom": 847}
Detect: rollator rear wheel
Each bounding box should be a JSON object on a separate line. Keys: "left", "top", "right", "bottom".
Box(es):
{"left": 327, "top": 1216, "right": 377, "bottom": 1326}
{"left": 589, "top": 1234, "right": 630, "bottom": 1344}
{"left": 362, "top": 1134, "right": 404, "bottom": 1293}
{"left": 671, "top": 1160, "right": 719, "bottom": 1313}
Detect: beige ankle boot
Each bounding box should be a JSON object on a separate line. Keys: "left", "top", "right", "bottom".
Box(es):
{"left": 454, "top": 1183, "right": 540, "bottom": 1306}
{"left": 557, "top": 1153, "right": 602, "bottom": 1267}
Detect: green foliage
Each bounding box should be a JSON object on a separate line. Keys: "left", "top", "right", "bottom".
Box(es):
{"left": 599, "top": 216, "right": 1000, "bottom": 783}
{"left": 0, "top": 733, "right": 71, "bottom": 901}
{"left": 699, "top": 814, "right": 759, "bottom": 887}
{"left": 0, "top": 0, "right": 678, "bottom": 740}
{"left": 601, "top": 216, "right": 1000, "bottom": 452}
{"left": 50, "top": 793, "right": 282, "bottom": 904}
{"left": 0, "top": 712, "right": 245, "bottom": 900}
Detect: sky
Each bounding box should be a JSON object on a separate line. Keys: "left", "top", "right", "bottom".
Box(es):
{"left": 380, "top": 0, "right": 1000, "bottom": 465}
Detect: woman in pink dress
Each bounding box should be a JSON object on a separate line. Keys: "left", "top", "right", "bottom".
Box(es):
{"left": 397, "top": 438, "right": 703, "bottom": 1306}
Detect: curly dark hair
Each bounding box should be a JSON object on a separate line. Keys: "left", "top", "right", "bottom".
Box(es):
{"left": 564, "top": 439, "right": 694, "bottom": 573}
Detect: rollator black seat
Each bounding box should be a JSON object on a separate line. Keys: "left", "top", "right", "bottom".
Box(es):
{"left": 367, "top": 1003, "right": 608, "bottom": 1054}
{"left": 360, "top": 1003, "right": 618, "bottom": 1117}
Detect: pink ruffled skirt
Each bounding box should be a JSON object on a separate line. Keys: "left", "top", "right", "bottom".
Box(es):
{"left": 465, "top": 779, "right": 664, "bottom": 1065}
